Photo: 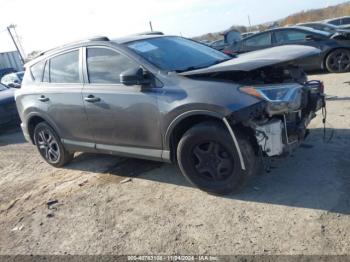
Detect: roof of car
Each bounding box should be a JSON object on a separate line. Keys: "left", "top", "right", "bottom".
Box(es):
{"left": 112, "top": 34, "right": 166, "bottom": 44}
{"left": 25, "top": 33, "right": 167, "bottom": 67}
{"left": 297, "top": 22, "right": 340, "bottom": 29}
{"left": 325, "top": 16, "right": 350, "bottom": 22}
{"left": 244, "top": 26, "right": 331, "bottom": 39}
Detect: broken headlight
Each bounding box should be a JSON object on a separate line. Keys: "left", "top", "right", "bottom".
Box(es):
{"left": 240, "top": 83, "right": 303, "bottom": 115}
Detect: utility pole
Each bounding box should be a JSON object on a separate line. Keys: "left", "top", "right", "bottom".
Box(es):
{"left": 7, "top": 24, "right": 25, "bottom": 64}
{"left": 149, "top": 21, "right": 153, "bottom": 32}
{"left": 247, "top": 15, "right": 252, "bottom": 32}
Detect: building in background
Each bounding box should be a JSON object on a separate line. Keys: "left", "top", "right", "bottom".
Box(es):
{"left": 0, "top": 51, "right": 23, "bottom": 72}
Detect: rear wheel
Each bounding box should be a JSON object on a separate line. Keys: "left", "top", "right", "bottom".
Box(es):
{"left": 325, "top": 49, "right": 350, "bottom": 73}
{"left": 34, "top": 122, "right": 73, "bottom": 167}
{"left": 176, "top": 121, "right": 258, "bottom": 195}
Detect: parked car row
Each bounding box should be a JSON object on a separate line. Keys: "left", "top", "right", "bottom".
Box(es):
{"left": 324, "top": 16, "right": 350, "bottom": 29}
{"left": 0, "top": 83, "right": 19, "bottom": 128}
{"left": 1, "top": 71, "right": 24, "bottom": 88}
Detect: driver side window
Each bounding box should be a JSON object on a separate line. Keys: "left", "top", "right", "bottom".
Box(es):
{"left": 275, "top": 30, "right": 308, "bottom": 44}
{"left": 244, "top": 33, "right": 272, "bottom": 47}
{"left": 86, "top": 48, "right": 138, "bottom": 84}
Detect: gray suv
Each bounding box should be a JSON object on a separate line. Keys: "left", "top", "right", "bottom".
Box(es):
{"left": 16, "top": 35, "right": 325, "bottom": 194}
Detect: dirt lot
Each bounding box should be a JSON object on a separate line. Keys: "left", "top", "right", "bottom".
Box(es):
{"left": 0, "top": 72, "right": 349, "bottom": 255}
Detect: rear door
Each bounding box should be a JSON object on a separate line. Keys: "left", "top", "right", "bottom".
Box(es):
{"left": 81, "top": 46, "right": 162, "bottom": 158}
{"left": 38, "top": 49, "right": 93, "bottom": 147}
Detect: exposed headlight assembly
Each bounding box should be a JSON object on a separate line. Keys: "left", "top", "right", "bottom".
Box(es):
{"left": 240, "top": 83, "right": 303, "bottom": 116}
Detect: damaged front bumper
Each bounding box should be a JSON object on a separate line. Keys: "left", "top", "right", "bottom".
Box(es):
{"left": 233, "top": 81, "right": 325, "bottom": 157}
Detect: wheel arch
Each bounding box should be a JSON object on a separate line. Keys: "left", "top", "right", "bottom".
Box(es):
{"left": 26, "top": 114, "right": 59, "bottom": 144}
{"left": 165, "top": 110, "right": 226, "bottom": 162}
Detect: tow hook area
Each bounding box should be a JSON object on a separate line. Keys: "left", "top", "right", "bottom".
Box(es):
{"left": 253, "top": 112, "right": 314, "bottom": 158}
{"left": 255, "top": 119, "right": 284, "bottom": 157}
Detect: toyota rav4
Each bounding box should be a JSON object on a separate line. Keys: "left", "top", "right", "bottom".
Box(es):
{"left": 16, "top": 35, "right": 325, "bottom": 194}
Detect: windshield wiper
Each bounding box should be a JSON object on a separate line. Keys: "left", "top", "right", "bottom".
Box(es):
{"left": 176, "top": 58, "right": 231, "bottom": 73}
{"left": 176, "top": 66, "right": 204, "bottom": 73}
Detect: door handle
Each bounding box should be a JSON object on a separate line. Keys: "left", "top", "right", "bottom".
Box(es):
{"left": 38, "top": 95, "right": 49, "bottom": 102}
{"left": 84, "top": 95, "right": 101, "bottom": 103}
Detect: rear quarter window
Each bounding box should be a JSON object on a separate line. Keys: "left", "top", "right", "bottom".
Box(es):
{"left": 30, "top": 60, "right": 45, "bottom": 82}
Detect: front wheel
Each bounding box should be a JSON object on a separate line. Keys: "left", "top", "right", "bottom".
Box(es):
{"left": 176, "top": 121, "right": 258, "bottom": 195}
{"left": 325, "top": 49, "right": 350, "bottom": 73}
{"left": 34, "top": 122, "right": 74, "bottom": 167}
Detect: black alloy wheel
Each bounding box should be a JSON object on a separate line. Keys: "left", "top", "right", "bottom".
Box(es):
{"left": 177, "top": 121, "right": 259, "bottom": 195}
{"left": 192, "top": 141, "right": 234, "bottom": 182}
{"left": 326, "top": 49, "right": 350, "bottom": 73}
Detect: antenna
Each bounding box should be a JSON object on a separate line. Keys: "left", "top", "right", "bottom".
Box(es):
{"left": 149, "top": 21, "right": 153, "bottom": 32}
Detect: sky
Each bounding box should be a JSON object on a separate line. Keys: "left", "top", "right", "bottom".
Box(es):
{"left": 0, "top": 0, "right": 348, "bottom": 54}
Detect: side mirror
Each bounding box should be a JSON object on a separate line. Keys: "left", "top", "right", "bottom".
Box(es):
{"left": 120, "top": 67, "right": 151, "bottom": 86}
{"left": 305, "top": 34, "right": 321, "bottom": 41}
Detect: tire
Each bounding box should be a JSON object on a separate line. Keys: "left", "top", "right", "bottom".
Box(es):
{"left": 325, "top": 49, "right": 350, "bottom": 73}
{"left": 33, "top": 122, "right": 74, "bottom": 167}
{"left": 176, "top": 121, "right": 258, "bottom": 195}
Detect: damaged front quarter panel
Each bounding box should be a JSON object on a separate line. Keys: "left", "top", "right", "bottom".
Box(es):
{"left": 230, "top": 81, "right": 325, "bottom": 158}
{"left": 179, "top": 44, "right": 324, "bottom": 158}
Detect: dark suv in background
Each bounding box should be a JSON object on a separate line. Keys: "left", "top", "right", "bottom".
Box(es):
{"left": 16, "top": 35, "right": 325, "bottom": 194}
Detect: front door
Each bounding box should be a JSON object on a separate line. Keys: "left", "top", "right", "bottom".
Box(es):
{"left": 82, "top": 46, "right": 162, "bottom": 159}
{"left": 273, "top": 29, "right": 323, "bottom": 70}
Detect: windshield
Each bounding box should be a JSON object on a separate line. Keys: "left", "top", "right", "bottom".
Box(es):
{"left": 126, "top": 36, "right": 230, "bottom": 72}
{"left": 0, "top": 83, "right": 7, "bottom": 91}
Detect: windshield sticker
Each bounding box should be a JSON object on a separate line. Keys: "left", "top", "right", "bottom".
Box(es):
{"left": 128, "top": 42, "right": 158, "bottom": 53}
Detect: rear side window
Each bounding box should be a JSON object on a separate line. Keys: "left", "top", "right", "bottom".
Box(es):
{"left": 275, "top": 30, "right": 308, "bottom": 44}
{"left": 50, "top": 51, "right": 80, "bottom": 83}
{"left": 86, "top": 48, "right": 138, "bottom": 84}
{"left": 30, "top": 60, "right": 45, "bottom": 82}
{"left": 244, "top": 33, "right": 271, "bottom": 47}
{"left": 342, "top": 18, "right": 350, "bottom": 24}
{"left": 328, "top": 19, "right": 341, "bottom": 26}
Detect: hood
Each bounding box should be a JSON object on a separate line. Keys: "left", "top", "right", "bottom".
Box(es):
{"left": 180, "top": 45, "right": 320, "bottom": 76}
{"left": 0, "top": 88, "right": 15, "bottom": 105}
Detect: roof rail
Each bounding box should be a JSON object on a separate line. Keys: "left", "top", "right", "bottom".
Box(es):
{"left": 37, "top": 36, "right": 110, "bottom": 57}
{"left": 135, "top": 31, "right": 164, "bottom": 36}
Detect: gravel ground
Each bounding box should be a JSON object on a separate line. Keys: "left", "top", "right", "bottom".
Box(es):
{"left": 0, "top": 72, "right": 349, "bottom": 255}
